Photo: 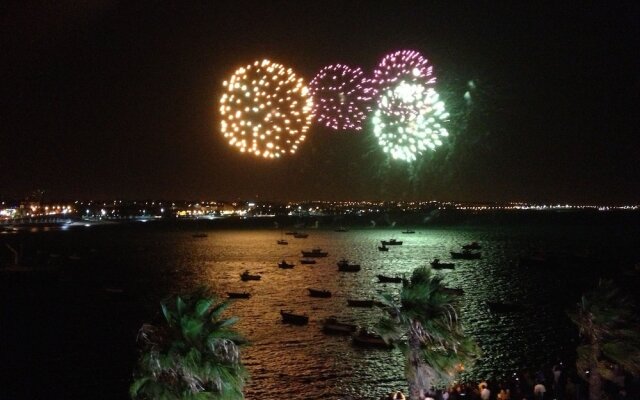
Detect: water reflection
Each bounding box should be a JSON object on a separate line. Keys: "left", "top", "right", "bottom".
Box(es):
{"left": 152, "top": 228, "right": 599, "bottom": 399}
{"left": 5, "top": 222, "right": 630, "bottom": 399}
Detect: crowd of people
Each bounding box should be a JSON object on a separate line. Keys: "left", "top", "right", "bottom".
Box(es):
{"left": 381, "top": 362, "right": 638, "bottom": 400}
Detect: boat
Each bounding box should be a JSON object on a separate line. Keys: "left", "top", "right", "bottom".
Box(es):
{"left": 240, "top": 271, "right": 261, "bottom": 281}
{"left": 462, "top": 242, "right": 482, "bottom": 250}
{"left": 352, "top": 329, "right": 391, "bottom": 348}
{"left": 450, "top": 250, "right": 481, "bottom": 260}
{"left": 381, "top": 239, "right": 403, "bottom": 246}
{"left": 334, "top": 226, "right": 348, "bottom": 232}
{"left": 192, "top": 233, "right": 208, "bottom": 238}
{"left": 430, "top": 259, "right": 455, "bottom": 270}
{"left": 278, "top": 260, "right": 295, "bottom": 269}
{"left": 347, "top": 299, "right": 375, "bottom": 307}
{"left": 378, "top": 245, "right": 389, "bottom": 251}
{"left": 301, "top": 248, "right": 329, "bottom": 257}
{"left": 337, "top": 258, "right": 361, "bottom": 272}
{"left": 293, "top": 232, "right": 309, "bottom": 238}
{"left": 376, "top": 274, "right": 403, "bottom": 283}
{"left": 443, "top": 287, "right": 465, "bottom": 296}
{"left": 280, "top": 310, "right": 309, "bottom": 325}
{"left": 227, "top": 292, "right": 251, "bottom": 299}
{"left": 300, "top": 258, "right": 317, "bottom": 264}
{"left": 308, "top": 288, "right": 331, "bottom": 298}
{"left": 322, "top": 317, "right": 357, "bottom": 335}
{"left": 486, "top": 301, "right": 523, "bottom": 313}
{"left": 401, "top": 230, "right": 415, "bottom": 234}
{"left": 277, "top": 239, "right": 288, "bottom": 245}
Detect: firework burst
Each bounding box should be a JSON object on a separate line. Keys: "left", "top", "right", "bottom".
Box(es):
{"left": 219, "top": 59, "right": 313, "bottom": 159}
{"left": 372, "top": 82, "right": 449, "bottom": 162}
{"left": 309, "top": 64, "right": 377, "bottom": 131}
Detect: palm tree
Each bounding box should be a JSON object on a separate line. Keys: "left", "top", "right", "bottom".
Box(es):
{"left": 568, "top": 279, "right": 640, "bottom": 400}
{"left": 376, "top": 267, "right": 480, "bottom": 399}
{"left": 130, "top": 288, "right": 248, "bottom": 399}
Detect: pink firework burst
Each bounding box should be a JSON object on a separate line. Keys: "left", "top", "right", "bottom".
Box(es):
{"left": 309, "top": 64, "right": 377, "bottom": 131}
{"left": 373, "top": 49, "right": 436, "bottom": 90}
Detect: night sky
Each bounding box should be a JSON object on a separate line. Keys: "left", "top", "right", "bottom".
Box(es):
{"left": 2, "top": 1, "right": 638, "bottom": 203}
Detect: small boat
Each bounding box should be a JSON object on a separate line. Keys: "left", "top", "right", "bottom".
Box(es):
{"left": 293, "top": 232, "right": 309, "bottom": 238}
{"left": 486, "top": 301, "right": 523, "bottom": 313}
{"left": 308, "top": 288, "right": 331, "bottom": 298}
{"left": 443, "top": 287, "right": 465, "bottom": 296}
{"left": 322, "top": 317, "right": 357, "bottom": 335}
{"left": 280, "top": 310, "right": 309, "bottom": 325}
{"left": 301, "top": 248, "right": 329, "bottom": 257}
{"left": 227, "top": 292, "right": 251, "bottom": 299}
{"left": 277, "top": 239, "right": 288, "bottom": 245}
{"left": 462, "top": 241, "right": 481, "bottom": 250}
{"left": 334, "top": 226, "right": 348, "bottom": 232}
{"left": 381, "top": 239, "right": 403, "bottom": 246}
{"left": 337, "top": 258, "right": 360, "bottom": 272}
{"left": 300, "top": 258, "right": 317, "bottom": 264}
{"left": 192, "top": 233, "right": 208, "bottom": 238}
{"left": 430, "top": 259, "right": 455, "bottom": 270}
{"left": 347, "top": 299, "right": 375, "bottom": 307}
{"left": 240, "top": 271, "right": 261, "bottom": 281}
{"left": 518, "top": 254, "right": 548, "bottom": 267}
{"left": 352, "top": 329, "right": 391, "bottom": 348}
{"left": 378, "top": 245, "right": 389, "bottom": 252}
{"left": 450, "top": 251, "right": 481, "bottom": 260}
{"left": 401, "top": 230, "right": 415, "bottom": 234}
{"left": 376, "top": 274, "right": 403, "bottom": 283}
{"left": 278, "top": 260, "right": 295, "bottom": 269}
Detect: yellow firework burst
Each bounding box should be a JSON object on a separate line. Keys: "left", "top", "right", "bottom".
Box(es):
{"left": 219, "top": 59, "right": 313, "bottom": 159}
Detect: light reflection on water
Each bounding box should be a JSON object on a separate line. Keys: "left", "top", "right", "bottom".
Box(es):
{"left": 141, "top": 226, "right": 611, "bottom": 399}
{"left": 10, "top": 221, "right": 636, "bottom": 399}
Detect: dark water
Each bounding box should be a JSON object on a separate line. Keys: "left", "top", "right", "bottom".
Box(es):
{"left": 2, "top": 212, "right": 639, "bottom": 399}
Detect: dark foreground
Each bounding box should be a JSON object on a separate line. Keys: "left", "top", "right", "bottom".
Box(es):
{"left": 1, "top": 269, "right": 147, "bottom": 399}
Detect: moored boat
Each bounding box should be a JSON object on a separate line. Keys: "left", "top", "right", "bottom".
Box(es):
{"left": 376, "top": 274, "right": 403, "bottom": 283}
{"left": 277, "top": 239, "right": 288, "bottom": 245}
{"left": 240, "top": 270, "right": 261, "bottom": 281}
{"left": 280, "top": 310, "right": 309, "bottom": 325}
{"left": 381, "top": 239, "right": 403, "bottom": 246}
{"left": 227, "top": 292, "right": 251, "bottom": 299}
{"left": 347, "top": 299, "right": 375, "bottom": 307}
{"left": 308, "top": 288, "right": 331, "bottom": 298}
{"left": 352, "top": 329, "right": 391, "bottom": 348}
{"left": 430, "top": 259, "right": 455, "bottom": 269}
{"left": 301, "top": 248, "right": 328, "bottom": 257}
{"left": 337, "top": 258, "right": 361, "bottom": 272}
{"left": 322, "top": 317, "right": 357, "bottom": 335}
{"left": 293, "top": 232, "right": 309, "bottom": 238}
{"left": 443, "top": 287, "right": 465, "bottom": 296}
{"left": 462, "top": 241, "right": 481, "bottom": 250}
{"left": 450, "top": 250, "right": 481, "bottom": 260}
{"left": 401, "top": 230, "right": 415, "bottom": 234}
{"left": 486, "top": 301, "right": 523, "bottom": 313}
{"left": 278, "top": 260, "right": 295, "bottom": 269}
